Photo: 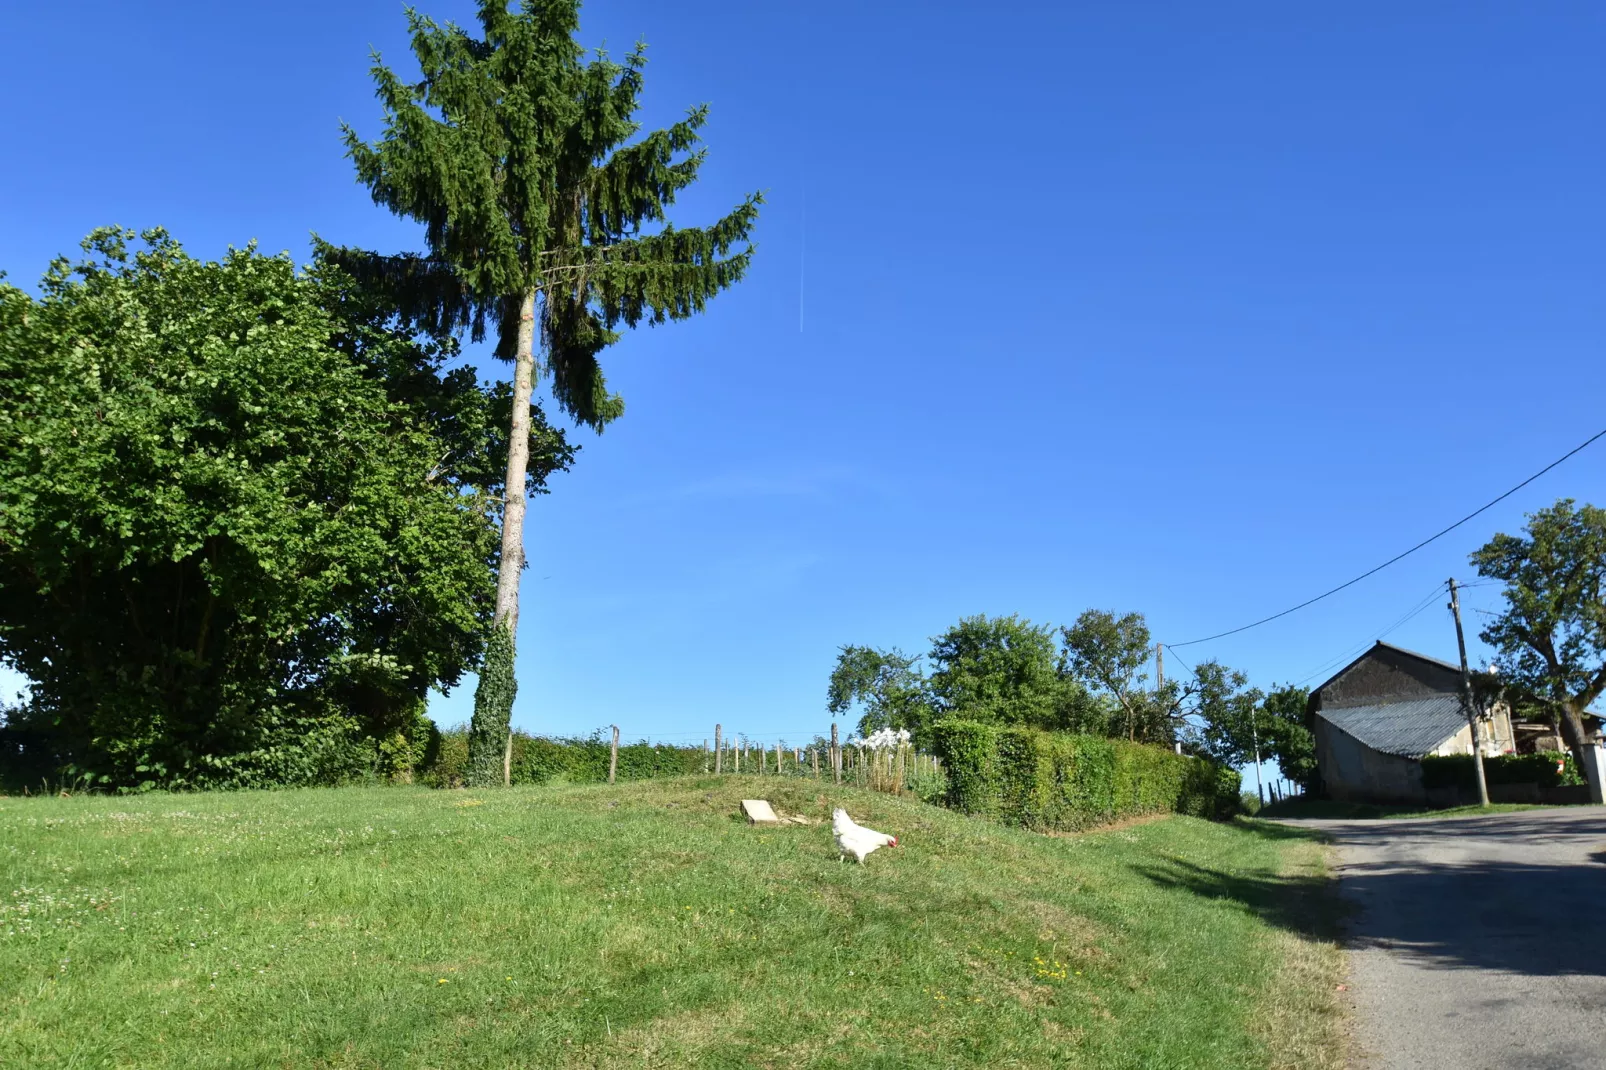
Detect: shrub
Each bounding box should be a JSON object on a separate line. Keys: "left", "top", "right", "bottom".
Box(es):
{"left": 930, "top": 721, "right": 1001, "bottom": 817}
{"left": 1421, "top": 751, "right": 1580, "bottom": 790}
{"left": 421, "top": 728, "right": 708, "bottom": 788}
{"left": 932, "top": 720, "right": 1238, "bottom": 830}
{"left": 0, "top": 230, "right": 529, "bottom": 792}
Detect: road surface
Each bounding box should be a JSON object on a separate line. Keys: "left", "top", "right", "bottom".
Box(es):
{"left": 1290, "top": 808, "right": 1606, "bottom": 1069}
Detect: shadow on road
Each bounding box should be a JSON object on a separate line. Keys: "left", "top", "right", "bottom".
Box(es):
{"left": 1139, "top": 811, "right": 1606, "bottom": 979}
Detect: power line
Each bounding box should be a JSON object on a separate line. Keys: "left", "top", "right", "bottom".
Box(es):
{"left": 1291, "top": 580, "right": 1449, "bottom": 686}
{"left": 1167, "top": 427, "right": 1606, "bottom": 648}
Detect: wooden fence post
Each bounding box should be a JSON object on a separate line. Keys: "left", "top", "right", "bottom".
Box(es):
{"left": 735, "top": 741, "right": 741, "bottom": 774}
{"left": 714, "top": 724, "right": 723, "bottom": 774}
{"left": 760, "top": 744, "right": 767, "bottom": 775}
{"left": 812, "top": 748, "right": 819, "bottom": 778}
{"left": 503, "top": 728, "right": 513, "bottom": 788}
{"left": 775, "top": 741, "right": 782, "bottom": 775}
{"left": 831, "top": 723, "right": 840, "bottom": 785}
{"left": 608, "top": 725, "right": 620, "bottom": 785}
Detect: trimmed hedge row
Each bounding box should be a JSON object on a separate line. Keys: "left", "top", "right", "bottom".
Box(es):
{"left": 932, "top": 720, "right": 1240, "bottom": 830}
{"left": 1420, "top": 751, "right": 1581, "bottom": 791}
{"left": 420, "top": 730, "right": 706, "bottom": 788}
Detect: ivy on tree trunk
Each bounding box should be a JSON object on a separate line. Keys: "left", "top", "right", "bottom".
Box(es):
{"left": 468, "top": 619, "right": 517, "bottom": 787}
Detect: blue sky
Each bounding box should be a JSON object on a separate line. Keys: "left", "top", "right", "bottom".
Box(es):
{"left": 4, "top": 2, "right": 1603, "bottom": 765}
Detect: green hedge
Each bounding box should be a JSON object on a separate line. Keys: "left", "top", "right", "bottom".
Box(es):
{"left": 1420, "top": 751, "right": 1581, "bottom": 791}
{"left": 419, "top": 729, "right": 708, "bottom": 788}
{"left": 932, "top": 721, "right": 1240, "bottom": 830}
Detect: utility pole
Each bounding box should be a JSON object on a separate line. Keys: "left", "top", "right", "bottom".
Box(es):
{"left": 1448, "top": 578, "right": 1491, "bottom": 808}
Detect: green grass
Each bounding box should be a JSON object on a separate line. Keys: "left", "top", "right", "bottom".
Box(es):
{"left": 0, "top": 777, "right": 1342, "bottom": 1068}
{"left": 1258, "top": 797, "right": 1553, "bottom": 820}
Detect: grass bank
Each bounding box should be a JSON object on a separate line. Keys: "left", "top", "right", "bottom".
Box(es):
{"left": 0, "top": 778, "right": 1342, "bottom": 1068}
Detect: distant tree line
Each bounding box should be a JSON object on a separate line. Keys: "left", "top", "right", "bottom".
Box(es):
{"left": 828, "top": 611, "right": 1315, "bottom": 789}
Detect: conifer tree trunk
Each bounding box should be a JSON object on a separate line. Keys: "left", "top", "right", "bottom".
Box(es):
{"left": 467, "top": 288, "right": 537, "bottom": 787}
{"left": 494, "top": 288, "right": 540, "bottom": 632}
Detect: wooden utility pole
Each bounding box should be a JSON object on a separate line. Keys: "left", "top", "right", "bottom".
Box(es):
{"left": 714, "top": 724, "right": 723, "bottom": 773}
{"left": 1448, "top": 578, "right": 1491, "bottom": 807}
{"left": 608, "top": 725, "right": 619, "bottom": 785}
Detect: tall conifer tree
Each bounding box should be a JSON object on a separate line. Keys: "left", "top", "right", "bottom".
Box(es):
{"left": 335, "top": 1, "right": 759, "bottom": 781}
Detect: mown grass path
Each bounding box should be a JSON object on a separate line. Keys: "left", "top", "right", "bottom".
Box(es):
{"left": 0, "top": 778, "right": 1341, "bottom": 1068}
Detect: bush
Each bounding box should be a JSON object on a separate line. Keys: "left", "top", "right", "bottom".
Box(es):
{"left": 420, "top": 728, "right": 709, "bottom": 788}
{"left": 932, "top": 720, "right": 1238, "bottom": 830}
{"left": 0, "top": 231, "right": 524, "bottom": 792}
{"left": 930, "top": 721, "right": 1001, "bottom": 817}
{"left": 1420, "top": 751, "right": 1579, "bottom": 790}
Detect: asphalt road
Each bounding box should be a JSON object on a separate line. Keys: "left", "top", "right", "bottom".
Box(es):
{"left": 1289, "top": 808, "right": 1606, "bottom": 1070}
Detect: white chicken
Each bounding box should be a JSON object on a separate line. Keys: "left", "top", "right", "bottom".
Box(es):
{"left": 832, "top": 808, "right": 898, "bottom": 864}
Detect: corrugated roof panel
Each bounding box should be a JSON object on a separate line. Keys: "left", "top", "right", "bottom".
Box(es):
{"left": 1317, "top": 695, "right": 1470, "bottom": 758}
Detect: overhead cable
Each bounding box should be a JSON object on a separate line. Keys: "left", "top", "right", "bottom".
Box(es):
{"left": 1167, "top": 427, "right": 1606, "bottom": 648}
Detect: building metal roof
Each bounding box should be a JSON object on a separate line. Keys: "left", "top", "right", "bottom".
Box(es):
{"left": 1316, "top": 694, "right": 1470, "bottom": 758}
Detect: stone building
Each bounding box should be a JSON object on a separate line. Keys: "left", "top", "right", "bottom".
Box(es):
{"left": 1309, "top": 641, "right": 1513, "bottom": 805}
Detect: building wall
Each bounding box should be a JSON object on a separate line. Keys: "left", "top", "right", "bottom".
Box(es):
{"left": 1314, "top": 718, "right": 1428, "bottom": 804}
{"left": 1429, "top": 706, "right": 1516, "bottom": 756}
{"left": 1315, "top": 645, "right": 1463, "bottom": 711}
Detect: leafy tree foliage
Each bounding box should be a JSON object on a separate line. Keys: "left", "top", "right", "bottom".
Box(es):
{"left": 1184, "top": 662, "right": 1264, "bottom": 767}
{"left": 1472, "top": 499, "right": 1606, "bottom": 764}
{"left": 335, "top": 0, "right": 760, "bottom": 754}
{"left": 1259, "top": 684, "right": 1316, "bottom": 791}
{"left": 1059, "top": 610, "right": 1170, "bottom": 742}
{"left": 928, "top": 615, "right": 1101, "bottom": 732}
{"left": 0, "top": 229, "right": 568, "bottom": 789}
{"left": 826, "top": 646, "right": 933, "bottom": 743}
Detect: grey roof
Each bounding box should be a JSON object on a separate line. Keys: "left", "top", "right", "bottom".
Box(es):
{"left": 1317, "top": 695, "right": 1470, "bottom": 758}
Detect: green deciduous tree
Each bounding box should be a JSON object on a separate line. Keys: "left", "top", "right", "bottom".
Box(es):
{"left": 0, "top": 229, "right": 569, "bottom": 789}
{"left": 334, "top": 0, "right": 759, "bottom": 782}
{"left": 826, "top": 645, "right": 933, "bottom": 743}
{"left": 1180, "top": 661, "right": 1263, "bottom": 768}
{"left": 1060, "top": 610, "right": 1165, "bottom": 742}
{"left": 1259, "top": 683, "right": 1315, "bottom": 791}
{"left": 1472, "top": 499, "right": 1606, "bottom": 766}
{"left": 928, "top": 615, "right": 1098, "bottom": 731}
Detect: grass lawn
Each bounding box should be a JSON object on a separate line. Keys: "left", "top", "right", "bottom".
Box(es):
{"left": 0, "top": 778, "right": 1343, "bottom": 1068}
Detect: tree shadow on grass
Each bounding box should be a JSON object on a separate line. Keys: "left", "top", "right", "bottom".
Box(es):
{"left": 1135, "top": 855, "right": 1344, "bottom": 949}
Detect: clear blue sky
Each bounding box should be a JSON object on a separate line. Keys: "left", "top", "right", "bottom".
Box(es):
{"left": 4, "top": 2, "right": 1603, "bottom": 759}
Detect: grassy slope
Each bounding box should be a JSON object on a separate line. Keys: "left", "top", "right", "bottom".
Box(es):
{"left": 0, "top": 778, "right": 1341, "bottom": 1069}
